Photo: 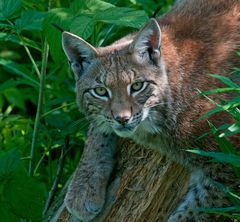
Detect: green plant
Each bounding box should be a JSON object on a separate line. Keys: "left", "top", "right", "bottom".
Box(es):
{"left": 1, "top": 0, "right": 238, "bottom": 220}
{"left": 0, "top": 0, "right": 174, "bottom": 220}
{"left": 188, "top": 71, "right": 240, "bottom": 220}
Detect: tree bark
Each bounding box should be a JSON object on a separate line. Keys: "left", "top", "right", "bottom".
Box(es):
{"left": 45, "top": 139, "right": 190, "bottom": 222}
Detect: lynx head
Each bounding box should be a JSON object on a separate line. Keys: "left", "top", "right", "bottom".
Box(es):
{"left": 62, "top": 19, "right": 173, "bottom": 138}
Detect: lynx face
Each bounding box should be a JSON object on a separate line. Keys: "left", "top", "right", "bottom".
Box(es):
{"left": 62, "top": 19, "right": 173, "bottom": 138}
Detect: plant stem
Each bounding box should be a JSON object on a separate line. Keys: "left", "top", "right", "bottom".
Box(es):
{"left": 22, "top": 40, "right": 41, "bottom": 78}
{"left": 42, "top": 135, "right": 69, "bottom": 216}
{"left": 29, "top": 39, "right": 49, "bottom": 177}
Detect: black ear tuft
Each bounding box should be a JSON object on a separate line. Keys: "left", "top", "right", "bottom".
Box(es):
{"left": 131, "top": 18, "right": 161, "bottom": 66}
{"left": 62, "top": 32, "right": 97, "bottom": 80}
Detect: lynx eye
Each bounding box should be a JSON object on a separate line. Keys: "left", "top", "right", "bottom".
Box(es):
{"left": 129, "top": 81, "right": 148, "bottom": 96}
{"left": 131, "top": 82, "right": 143, "bottom": 91}
{"left": 89, "top": 86, "right": 111, "bottom": 101}
{"left": 94, "top": 87, "right": 108, "bottom": 96}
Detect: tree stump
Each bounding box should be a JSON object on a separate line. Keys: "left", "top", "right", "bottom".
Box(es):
{"left": 45, "top": 139, "right": 190, "bottom": 222}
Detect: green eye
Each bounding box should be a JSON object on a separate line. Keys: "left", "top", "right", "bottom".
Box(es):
{"left": 131, "top": 82, "right": 144, "bottom": 92}
{"left": 94, "top": 87, "right": 108, "bottom": 97}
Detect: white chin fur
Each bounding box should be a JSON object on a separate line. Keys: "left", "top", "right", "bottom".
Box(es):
{"left": 142, "top": 107, "right": 149, "bottom": 121}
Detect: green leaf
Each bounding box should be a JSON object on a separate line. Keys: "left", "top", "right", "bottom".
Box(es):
{"left": 0, "top": 204, "right": 19, "bottom": 222}
{"left": 6, "top": 168, "right": 45, "bottom": 221}
{"left": 0, "top": 149, "right": 20, "bottom": 179}
{"left": 43, "top": 8, "right": 73, "bottom": 62}
{"left": 95, "top": 7, "right": 148, "bottom": 28}
{"left": 196, "top": 206, "right": 240, "bottom": 213}
{"left": 197, "top": 106, "right": 223, "bottom": 120}
{"left": 15, "top": 10, "right": 46, "bottom": 33}
{"left": 0, "top": 32, "right": 41, "bottom": 51}
{"left": 0, "top": 22, "right": 11, "bottom": 28}
{"left": 0, "top": 150, "right": 45, "bottom": 221}
{"left": 45, "top": 112, "right": 72, "bottom": 129}
{"left": 0, "top": 79, "right": 35, "bottom": 92}
{"left": 195, "top": 206, "right": 240, "bottom": 219}
{"left": 210, "top": 74, "right": 239, "bottom": 88}
{"left": 70, "top": 0, "right": 114, "bottom": 14}
{"left": 0, "top": 0, "right": 21, "bottom": 20}
{"left": 220, "top": 123, "right": 240, "bottom": 137}
{"left": 201, "top": 88, "right": 240, "bottom": 95}
{"left": 0, "top": 59, "right": 39, "bottom": 87}
{"left": 187, "top": 149, "right": 240, "bottom": 167}
{"left": 0, "top": 79, "right": 18, "bottom": 91}
{"left": 70, "top": 15, "right": 95, "bottom": 39}
{"left": 3, "top": 88, "right": 26, "bottom": 110}
{"left": 227, "top": 96, "right": 240, "bottom": 107}
{"left": 208, "top": 122, "right": 236, "bottom": 153}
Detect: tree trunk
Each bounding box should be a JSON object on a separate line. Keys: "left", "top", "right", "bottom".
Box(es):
{"left": 45, "top": 139, "right": 190, "bottom": 222}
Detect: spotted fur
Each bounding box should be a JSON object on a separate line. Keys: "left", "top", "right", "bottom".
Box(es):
{"left": 62, "top": 0, "right": 240, "bottom": 221}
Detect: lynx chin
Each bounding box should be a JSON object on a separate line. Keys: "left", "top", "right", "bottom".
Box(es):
{"left": 62, "top": 0, "right": 240, "bottom": 221}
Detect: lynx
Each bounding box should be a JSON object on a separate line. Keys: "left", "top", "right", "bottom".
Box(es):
{"left": 62, "top": 0, "right": 240, "bottom": 221}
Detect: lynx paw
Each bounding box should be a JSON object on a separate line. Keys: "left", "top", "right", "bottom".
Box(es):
{"left": 64, "top": 177, "right": 106, "bottom": 222}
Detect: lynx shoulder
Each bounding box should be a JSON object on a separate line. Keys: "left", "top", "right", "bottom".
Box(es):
{"left": 62, "top": 0, "right": 240, "bottom": 221}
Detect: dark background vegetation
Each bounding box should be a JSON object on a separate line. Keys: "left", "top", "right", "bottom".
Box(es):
{"left": 0, "top": 0, "right": 239, "bottom": 221}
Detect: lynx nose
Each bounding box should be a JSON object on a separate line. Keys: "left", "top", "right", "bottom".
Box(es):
{"left": 115, "top": 115, "right": 130, "bottom": 125}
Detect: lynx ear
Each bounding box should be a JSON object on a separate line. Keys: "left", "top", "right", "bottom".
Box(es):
{"left": 62, "top": 32, "right": 97, "bottom": 79}
{"left": 131, "top": 18, "right": 161, "bottom": 66}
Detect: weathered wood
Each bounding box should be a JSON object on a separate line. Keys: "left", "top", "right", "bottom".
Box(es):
{"left": 45, "top": 140, "right": 189, "bottom": 222}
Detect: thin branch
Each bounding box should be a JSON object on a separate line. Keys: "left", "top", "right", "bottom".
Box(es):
{"left": 43, "top": 135, "right": 70, "bottom": 217}
{"left": 29, "top": 39, "right": 49, "bottom": 177}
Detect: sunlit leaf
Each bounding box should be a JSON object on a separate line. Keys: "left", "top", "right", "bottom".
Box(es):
{"left": 95, "top": 7, "right": 148, "bottom": 28}
{"left": 70, "top": 0, "right": 114, "bottom": 14}
{"left": 70, "top": 15, "right": 95, "bottom": 39}
{"left": 220, "top": 123, "right": 240, "bottom": 137}
{"left": 201, "top": 88, "right": 240, "bottom": 95}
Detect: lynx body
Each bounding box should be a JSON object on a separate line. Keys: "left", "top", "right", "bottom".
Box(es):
{"left": 62, "top": 0, "right": 240, "bottom": 221}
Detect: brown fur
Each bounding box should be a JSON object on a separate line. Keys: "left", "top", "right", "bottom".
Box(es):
{"left": 158, "top": 0, "right": 240, "bottom": 151}
{"left": 62, "top": 1, "right": 240, "bottom": 221}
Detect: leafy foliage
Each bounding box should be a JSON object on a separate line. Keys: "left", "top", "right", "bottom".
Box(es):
{"left": 0, "top": 0, "right": 173, "bottom": 220}
{"left": 0, "top": 0, "right": 239, "bottom": 221}
{"left": 0, "top": 149, "right": 45, "bottom": 221}
{"left": 190, "top": 73, "right": 240, "bottom": 219}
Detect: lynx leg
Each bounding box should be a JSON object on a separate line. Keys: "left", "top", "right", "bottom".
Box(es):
{"left": 167, "top": 170, "right": 227, "bottom": 222}
{"left": 64, "top": 125, "right": 117, "bottom": 221}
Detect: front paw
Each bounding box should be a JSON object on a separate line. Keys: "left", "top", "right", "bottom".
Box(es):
{"left": 64, "top": 178, "right": 106, "bottom": 222}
